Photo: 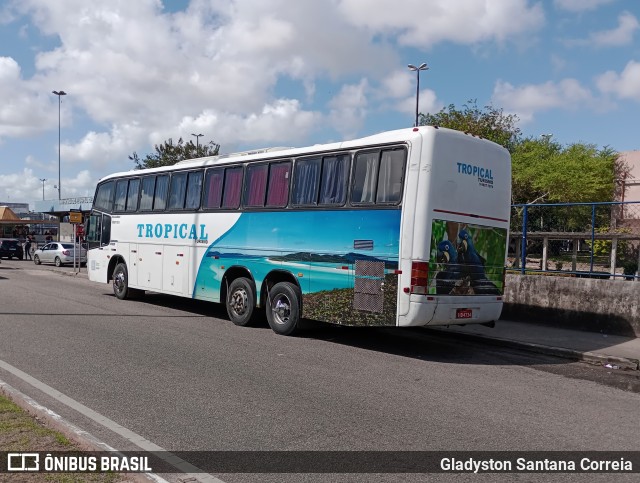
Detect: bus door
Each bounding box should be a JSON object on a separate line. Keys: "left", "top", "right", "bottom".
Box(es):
{"left": 86, "top": 212, "right": 111, "bottom": 283}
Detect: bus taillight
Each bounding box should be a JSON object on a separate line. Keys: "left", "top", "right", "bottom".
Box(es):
{"left": 410, "top": 261, "right": 429, "bottom": 295}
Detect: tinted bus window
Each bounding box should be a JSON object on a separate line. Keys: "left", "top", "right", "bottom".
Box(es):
{"left": 222, "top": 167, "right": 243, "bottom": 209}
{"left": 245, "top": 164, "right": 268, "bottom": 207}
{"left": 352, "top": 151, "right": 379, "bottom": 204}
{"left": 203, "top": 169, "right": 223, "bottom": 209}
{"left": 319, "top": 154, "right": 348, "bottom": 205}
{"left": 94, "top": 181, "right": 115, "bottom": 212}
{"left": 168, "top": 172, "right": 188, "bottom": 210}
{"left": 185, "top": 171, "right": 204, "bottom": 210}
{"left": 154, "top": 175, "right": 169, "bottom": 211}
{"left": 114, "top": 180, "right": 128, "bottom": 211}
{"left": 292, "top": 158, "right": 320, "bottom": 206}
{"left": 126, "top": 178, "right": 140, "bottom": 211}
{"left": 376, "top": 149, "right": 405, "bottom": 204}
{"left": 266, "top": 161, "right": 291, "bottom": 207}
{"left": 139, "top": 176, "right": 155, "bottom": 211}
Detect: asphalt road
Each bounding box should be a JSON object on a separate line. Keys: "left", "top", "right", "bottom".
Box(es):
{"left": 0, "top": 259, "right": 639, "bottom": 482}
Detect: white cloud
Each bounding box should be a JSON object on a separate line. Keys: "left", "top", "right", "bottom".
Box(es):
{"left": 328, "top": 79, "right": 370, "bottom": 138}
{"left": 590, "top": 11, "right": 639, "bottom": 47}
{"left": 337, "top": 0, "right": 544, "bottom": 46}
{"left": 492, "top": 79, "right": 594, "bottom": 122}
{"left": 596, "top": 60, "right": 640, "bottom": 101}
{"left": 0, "top": 168, "right": 95, "bottom": 201}
{"left": 553, "top": 0, "right": 616, "bottom": 12}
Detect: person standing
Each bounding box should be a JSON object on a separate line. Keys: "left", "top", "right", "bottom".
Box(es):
{"left": 24, "top": 235, "right": 32, "bottom": 261}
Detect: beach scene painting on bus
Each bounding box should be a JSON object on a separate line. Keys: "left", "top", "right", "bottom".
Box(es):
{"left": 429, "top": 219, "right": 507, "bottom": 296}
{"left": 192, "top": 210, "right": 401, "bottom": 326}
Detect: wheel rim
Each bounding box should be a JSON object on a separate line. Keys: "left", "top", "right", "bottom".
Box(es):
{"left": 55, "top": 257, "right": 61, "bottom": 266}
{"left": 271, "top": 293, "right": 291, "bottom": 325}
{"left": 113, "top": 270, "right": 126, "bottom": 295}
{"left": 34, "top": 256, "right": 39, "bottom": 263}
{"left": 229, "top": 287, "right": 248, "bottom": 317}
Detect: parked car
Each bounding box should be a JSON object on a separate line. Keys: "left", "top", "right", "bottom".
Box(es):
{"left": 0, "top": 238, "right": 24, "bottom": 260}
{"left": 33, "top": 242, "right": 87, "bottom": 267}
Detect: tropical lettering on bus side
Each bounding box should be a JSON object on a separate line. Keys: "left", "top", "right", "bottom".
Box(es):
{"left": 136, "top": 223, "right": 208, "bottom": 241}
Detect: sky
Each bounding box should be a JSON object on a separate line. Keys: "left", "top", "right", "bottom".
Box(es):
{"left": 0, "top": 0, "right": 639, "bottom": 205}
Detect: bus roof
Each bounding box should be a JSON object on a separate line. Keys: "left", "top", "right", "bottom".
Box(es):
{"left": 97, "top": 126, "right": 501, "bottom": 182}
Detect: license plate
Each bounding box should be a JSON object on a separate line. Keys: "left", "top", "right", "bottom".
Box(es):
{"left": 456, "top": 308, "right": 472, "bottom": 319}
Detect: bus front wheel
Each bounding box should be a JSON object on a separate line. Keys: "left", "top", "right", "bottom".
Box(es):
{"left": 226, "top": 277, "right": 255, "bottom": 326}
{"left": 266, "top": 282, "right": 301, "bottom": 336}
{"left": 113, "top": 263, "right": 143, "bottom": 300}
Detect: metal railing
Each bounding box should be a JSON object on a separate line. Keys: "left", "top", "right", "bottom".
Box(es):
{"left": 509, "top": 201, "right": 640, "bottom": 280}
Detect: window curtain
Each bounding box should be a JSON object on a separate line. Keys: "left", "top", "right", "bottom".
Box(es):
{"left": 204, "top": 170, "right": 223, "bottom": 208}
{"left": 154, "top": 175, "right": 169, "bottom": 210}
{"left": 246, "top": 165, "right": 268, "bottom": 206}
{"left": 223, "top": 168, "right": 243, "bottom": 209}
{"left": 185, "top": 171, "right": 203, "bottom": 209}
{"left": 169, "top": 173, "right": 187, "bottom": 209}
{"left": 293, "top": 159, "right": 320, "bottom": 205}
{"left": 320, "top": 155, "right": 347, "bottom": 204}
{"left": 266, "top": 162, "right": 291, "bottom": 207}
{"left": 377, "top": 150, "right": 404, "bottom": 203}
{"left": 356, "top": 152, "right": 378, "bottom": 203}
{"left": 126, "top": 179, "right": 140, "bottom": 211}
{"left": 139, "top": 177, "right": 155, "bottom": 211}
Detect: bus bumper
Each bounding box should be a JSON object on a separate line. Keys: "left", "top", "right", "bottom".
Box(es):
{"left": 399, "top": 296, "right": 504, "bottom": 327}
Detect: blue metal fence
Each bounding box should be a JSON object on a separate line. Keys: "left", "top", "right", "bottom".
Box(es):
{"left": 509, "top": 201, "right": 640, "bottom": 279}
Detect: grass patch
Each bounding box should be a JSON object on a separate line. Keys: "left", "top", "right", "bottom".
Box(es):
{"left": 0, "top": 393, "right": 126, "bottom": 482}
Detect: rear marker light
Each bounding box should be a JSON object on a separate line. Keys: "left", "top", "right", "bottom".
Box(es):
{"left": 410, "top": 261, "right": 429, "bottom": 295}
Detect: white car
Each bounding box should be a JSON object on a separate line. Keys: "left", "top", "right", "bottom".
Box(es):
{"left": 33, "top": 242, "right": 87, "bottom": 267}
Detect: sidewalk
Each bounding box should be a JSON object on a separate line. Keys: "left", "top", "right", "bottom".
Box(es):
{"left": 429, "top": 319, "right": 640, "bottom": 370}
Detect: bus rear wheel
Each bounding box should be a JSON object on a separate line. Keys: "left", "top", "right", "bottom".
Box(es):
{"left": 226, "top": 277, "right": 255, "bottom": 326}
{"left": 266, "top": 282, "right": 301, "bottom": 336}
{"left": 113, "top": 262, "right": 143, "bottom": 300}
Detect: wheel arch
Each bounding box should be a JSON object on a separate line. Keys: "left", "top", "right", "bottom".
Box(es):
{"left": 260, "top": 270, "right": 302, "bottom": 313}
{"left": 107, "top": 255, "right": 126, "bottom": 282}
{"left": 221, "top": 266, "right": 256, "bottom": 305}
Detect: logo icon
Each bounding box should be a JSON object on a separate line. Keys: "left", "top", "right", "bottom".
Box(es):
{"left": 7, "top": 453, "right": 40, "bottom": 471}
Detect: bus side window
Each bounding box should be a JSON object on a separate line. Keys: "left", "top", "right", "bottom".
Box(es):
{"left": 292, "top": 158, "right": 320, "bottom": 206}
{"left": 154, "top": 175, "right": 169, "bottom": 211}
{"left": 114, "top": 180, "right": 128, "bottom": 211}
{"left": 168, "top": 172, "right": 187, "bottom": 210}
{"left": 222, "top": 167, "right": 243, "bottom": 209}
{"left": 244, "top": 164, "right": 268, "bottom": 207}
{"left": 139, "top": 176, "right": 156, "bottom": 211}
{"left": 351, "top": 151, "right": 379, "bottom": 204}
{"left": 185, "top": 171, "right": 204, "bottom": 210}
{"left": 126, "top": 178, "right": 141, "bottom": 211}
{"left": 86, "top": 213, "right": 102, "bottom": 247}
{"left": 266, "top": 161, "right": 291, "bottom": 207}
{"left": 376, "top": 149, "right": 405, "bottom": 204}
{"left": 319, "top": 155, "right": 349, "bottom": 205}
{"left": 203, "top": 169, "right": 223, "bottom": 209}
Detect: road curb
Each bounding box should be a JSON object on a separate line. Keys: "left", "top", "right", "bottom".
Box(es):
{"left": 0, "top": 379, "right": 162, "bottom": 483}
{"left": 423, "top": 328, "right": 640, "bottom": 371}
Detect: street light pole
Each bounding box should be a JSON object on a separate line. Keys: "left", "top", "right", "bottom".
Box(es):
{"left": 52, "top": 90, "right": 67, "bottom": 200}
{"left": 407, "top": 63, "right": 428, "bottom": 127}
{"left": 191, "top": 133, "right": 203, "bottom": 154}
{"left": 39, "top": 178, "right": 46, "bottom": 200}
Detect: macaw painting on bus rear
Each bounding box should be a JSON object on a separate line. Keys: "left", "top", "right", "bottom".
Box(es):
{"left": 429, "top": 220, "right": 507, "bottom": 296}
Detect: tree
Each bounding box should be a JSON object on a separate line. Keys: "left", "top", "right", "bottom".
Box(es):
{"left": 512, "top": 139, "right": 621, "bottom": 204}
{"left": 130, "top": 137, "right": 221, "bottom": 169}
{"left": 419, "top": 99, "right": 522, "bottom": 152}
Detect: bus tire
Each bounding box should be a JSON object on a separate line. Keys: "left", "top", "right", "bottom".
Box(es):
{"left": 112, "top": 262, "right": 142, "bottom": 300}
{"left": 226, "top": 277, "right": 255, "bottom": 326}
{"left": 266, "top": 282, "right": 301, "bottom": 336}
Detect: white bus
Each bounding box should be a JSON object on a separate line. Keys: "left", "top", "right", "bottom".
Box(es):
{"left": 86, "top": 126, "right": 511, "bottom": 335}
